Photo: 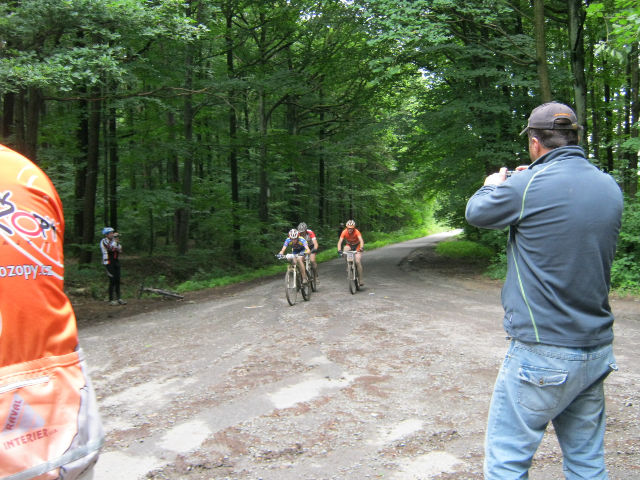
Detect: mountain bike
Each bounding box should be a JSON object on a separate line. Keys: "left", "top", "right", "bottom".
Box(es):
{"left": 276, "top": 253, "right": 311, "bottom": 305}
{"left": 340, "top": 249, "right": 362, "bottom": 294}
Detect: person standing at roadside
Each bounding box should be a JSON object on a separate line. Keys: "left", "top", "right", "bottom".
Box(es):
{"left": 465, "top": 102, "right": 623, "bottom": 479}
{"left": 100, "top": 227, "right": 126, "bottom": 305}
{"left": 0, "top": 144, "right": 104, "bottom": 479}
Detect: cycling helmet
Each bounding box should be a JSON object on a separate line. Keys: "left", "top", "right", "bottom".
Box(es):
{"left": 346, "top": 220, "right": 356, "bottom": 228}
{"left": 288, "top": 228, "right": 299, "bottom": 239}
{"left": 102, "top": 227, "right": 114, "bottom": 235}
{"left": 297, "top": 222, "right": 307, "bottom": 233}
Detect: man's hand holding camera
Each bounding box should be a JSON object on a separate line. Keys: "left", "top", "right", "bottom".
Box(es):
{"left": 484, "top": 166, "right": 527, "bottom": 186}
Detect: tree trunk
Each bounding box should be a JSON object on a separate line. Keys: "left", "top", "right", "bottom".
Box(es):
{"left": 318, "top": 129, "right": 326, "bottom": 227}
{"left": 24, "top": 87, "right": 41, "bottom": 163}
{"left": 166, "top": 111, "right": 179, "bottom": 185}
{"left": 588, "top": 39, "right": 599, "bottom": 163}
{"left": 175, "top": 8, "right": 194, "bottom": 255}
{"left": 257, "top": 13, "right": 269, "bottom": 224}
{"left": 165, "top": 111, "right": 178, "bottom": 246}
{"left": 74, "top": 92, "right": 89, "bottom": 242}
{"left": 14, "top": 90, "right": 26, "bottom": 155}
{"left": 108, "top": 105, "right": 119, "bottom": 228}
{"left": 626, "top": 44, "right": 639, "bottom": 197}
{"left": 318, "top": 87, "right": 326, "bottom": 227}
{"left": 2, "top": 92, "right": 15, "bottom": 145}
{"left": 285, "top": 50, "right": 303, "bottom": 224}
{"left": 102, "top": 100, "right": 109, "bottom": 226}
{"left": 604, "top": 79, "right": 614, "bottom": 173}
{"left": 258, "top": 87, "right": 269, "bottom": 224}
{"left": 226, "top": 6, "right": 240, "bottom": 251}
{"left": 79, "top": 93, "right": 101, "bottom": 264}
{"left": 534, "top": 0, "right": 552, "bottom": 102}
{"left": 568, "top": 0, "right": 588, "bottom": 151}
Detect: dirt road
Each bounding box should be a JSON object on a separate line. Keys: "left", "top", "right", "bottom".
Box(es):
{"left": 77, "top": 232, "right": 640, "bottom": 479}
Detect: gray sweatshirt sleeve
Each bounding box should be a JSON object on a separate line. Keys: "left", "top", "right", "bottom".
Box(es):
{"left": 465, "top": 181, "right": 524, "bottom": 230}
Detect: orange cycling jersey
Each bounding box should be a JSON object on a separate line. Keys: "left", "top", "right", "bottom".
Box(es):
{"left": 340, "top": 228, "right": 362, "bottom": 247}
{"left": 0, "top": 145, "right": 103, "bottom": 479}
{"left": 0, "top": 147, "right": 76, "bottom": 365}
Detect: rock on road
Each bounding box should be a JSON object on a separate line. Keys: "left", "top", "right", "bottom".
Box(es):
{"left": 79, "top": 231, "right": 640, "bottom": 479}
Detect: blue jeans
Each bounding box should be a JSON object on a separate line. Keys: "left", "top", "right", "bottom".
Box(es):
{"left": 484, "top": 339, "right": 617, "bottom": 479}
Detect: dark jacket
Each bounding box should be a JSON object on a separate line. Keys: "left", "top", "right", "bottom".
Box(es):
{"left": 466, "top": 145, "right": 623, "bottom": 347}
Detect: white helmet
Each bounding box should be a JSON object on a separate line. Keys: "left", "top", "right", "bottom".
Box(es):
{"left": 346, "top": 219, "right": 356, "bottom": 228}
{"left": 288, "top": 228, "right": 299, "bottom": 239}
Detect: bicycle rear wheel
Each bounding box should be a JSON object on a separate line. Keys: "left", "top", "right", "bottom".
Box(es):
{"left": 285, "top": 268, "right": 297, "bottom": 306}
{"left": 310, "top": 265, "right": 317, "bottom": 292}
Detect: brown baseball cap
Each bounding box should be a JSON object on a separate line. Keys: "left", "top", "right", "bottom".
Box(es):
{"left": 520, "top": 102, "right": 580, "bottom": 135}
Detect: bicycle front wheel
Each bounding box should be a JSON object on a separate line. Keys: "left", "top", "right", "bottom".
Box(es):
{"left": 285, "top": 268, "right": 297, "bottom": 306}
{"left": 301, "top": 269, "right": 311, "bottom": 301}
{"left": 348, "top": 264, "right": 357, "bottom": 294}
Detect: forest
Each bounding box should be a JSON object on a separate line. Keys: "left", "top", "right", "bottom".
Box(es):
{"left": 1, "top": 0, "right": 639, "bottom": 293}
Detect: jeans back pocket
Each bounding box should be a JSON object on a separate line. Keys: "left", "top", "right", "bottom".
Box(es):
{"left": 517, "top": 364, "right": 568, "bottom": 412}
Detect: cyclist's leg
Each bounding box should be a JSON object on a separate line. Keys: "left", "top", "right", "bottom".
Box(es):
{"left": 343, "top": 245, "right": 353, "bottom": 272}
{"left": 296, "top": 255, "right": 307, "bottom": 282}
{"left": 355, "top": 251, "right": 364, "bottom": 285}
{"left": 310, "top": 253, "right": 317, "bottom": 272}
{"left": 107, "top": 264, "right": 116, "bottom": 302}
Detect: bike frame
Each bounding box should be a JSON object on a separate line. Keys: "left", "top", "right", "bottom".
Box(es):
{"left": 279, "top": 253, "right": 311, "bottom": 305}
{"left": 304, "top": 254, "right": 317, "bottom": 292}
{"left": 342, "top": 250, "right": 360, "bottom": 294}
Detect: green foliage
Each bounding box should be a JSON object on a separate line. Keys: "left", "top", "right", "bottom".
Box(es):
{"left": 611, "top": 199, "right": 640, "bottom": 294}
{"left": 435, "top": 240, "right": 493, "bottom": 260}
{"left": 587, "top": 0, "right": 640, "bottom": 46}
{"left": 2, "top": 0, "right": 639, "bottom": 304}
{"left": 466, "top": 199, "right": 640, "bottom": 292}
{"left": 0, "top": 0, "right": 203, "bottom": 93}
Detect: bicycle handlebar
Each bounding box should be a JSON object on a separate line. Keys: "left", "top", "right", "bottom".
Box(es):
{"left": 339, "top": 249, "right": 363, "bottom": 255}
{"left": 276, "top": 253, "right": 308, "bottom": 260}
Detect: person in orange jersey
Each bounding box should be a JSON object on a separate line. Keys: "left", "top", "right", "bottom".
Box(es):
{"left": 0, "top": 144, "right": 104, "bottom": 479}
{"left": 337, "top": 219, "right": 365, "bottom": 287}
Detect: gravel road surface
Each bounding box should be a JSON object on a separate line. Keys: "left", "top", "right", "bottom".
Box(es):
{"left": 77, "top": 231, "right": 640, "bottom": 479}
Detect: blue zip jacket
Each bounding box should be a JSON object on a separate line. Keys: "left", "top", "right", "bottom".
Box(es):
{"left": 466, "top": 146, "right": 623, "bottom": 347}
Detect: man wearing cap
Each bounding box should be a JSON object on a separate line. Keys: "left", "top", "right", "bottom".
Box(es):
{"left": 465, "top": 102, "right": 623, "bottom": 479}
{"left": 100, "top": 226, "right": 126, "bottom": 305}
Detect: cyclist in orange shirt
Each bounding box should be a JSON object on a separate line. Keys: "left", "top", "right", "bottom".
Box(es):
{"left": 0, "top": 144, "right": 104, "bottom": 479}
{"left": 337, "top": 219, "right": 365, "bottom": 286}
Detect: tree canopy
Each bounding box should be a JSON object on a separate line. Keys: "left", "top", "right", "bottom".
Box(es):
{"left": 1, "top": 0, "right": 638, "bottom": 278}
